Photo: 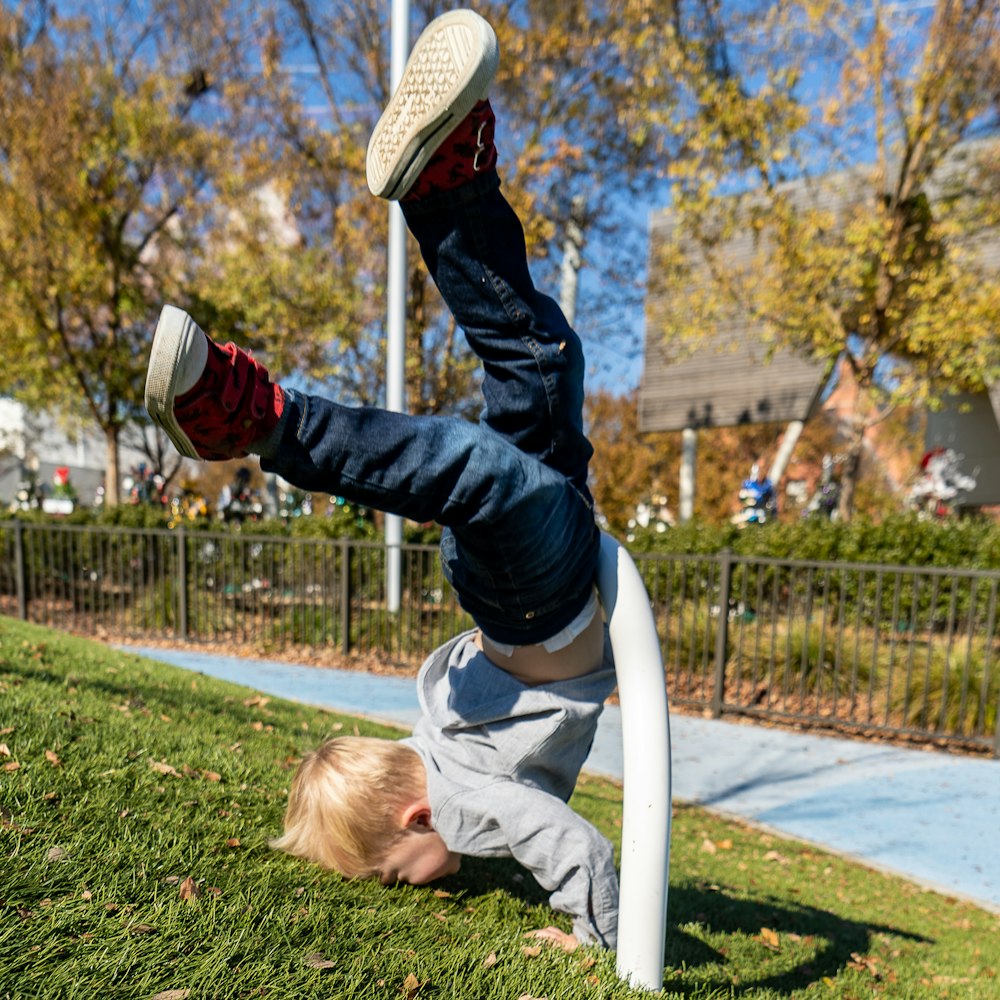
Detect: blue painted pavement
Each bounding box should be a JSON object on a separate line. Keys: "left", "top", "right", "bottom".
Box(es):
{"left": 119, "top": 645, "right": 1000, "bottom": 915}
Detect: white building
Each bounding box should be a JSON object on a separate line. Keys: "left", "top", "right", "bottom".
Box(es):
{"left": 0, "top": 398, "right": 150, "bottom": 508}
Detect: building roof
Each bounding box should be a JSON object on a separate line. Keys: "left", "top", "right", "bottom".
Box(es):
{"left": 639, "top": 327, "right": 829, "bottom": 431}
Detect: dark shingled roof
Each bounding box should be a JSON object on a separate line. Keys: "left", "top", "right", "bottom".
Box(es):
{"left": 639, "top": 328, "right": 828, "bottom": 431}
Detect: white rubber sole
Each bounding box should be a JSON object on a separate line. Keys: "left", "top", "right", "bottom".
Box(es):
{"left": 366, "top": 9, "right": 499, "bottom": 199}
{"left": 144, "top": 305, "right": 208, "bottom": 459}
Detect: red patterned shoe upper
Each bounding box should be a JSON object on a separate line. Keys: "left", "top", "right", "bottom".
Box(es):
{"left": 403, "top": 100, "right": 497, "bottom": 202}
{"left": 174, "top": 340, "right": 284, "bottom": 461}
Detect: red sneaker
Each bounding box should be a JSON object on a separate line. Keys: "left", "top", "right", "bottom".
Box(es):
{"left": 402, "top": 99, "right": 496, "bottom": 202}
{"left": 366, "top": 9, "right": 498, "bottom": 201}
{"left": 144, "top": 306, "right": 284, "bottom": 461}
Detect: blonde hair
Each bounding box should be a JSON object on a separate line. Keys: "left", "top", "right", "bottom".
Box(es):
{"left": 270, "top": 736, "right": 425, "bottom": 878}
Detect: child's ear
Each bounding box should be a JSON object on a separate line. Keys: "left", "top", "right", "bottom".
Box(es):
{"left": 399, "top": 799, "right": 433, "bottom": 830}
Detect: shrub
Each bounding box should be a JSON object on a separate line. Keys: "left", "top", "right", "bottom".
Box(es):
{"left": 632, "top": 514, "right": 1000, "bottom": 569}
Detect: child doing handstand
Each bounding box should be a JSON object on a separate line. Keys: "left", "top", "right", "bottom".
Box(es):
{"left": 144, "top": 9, "right": 617, "bottom": 949}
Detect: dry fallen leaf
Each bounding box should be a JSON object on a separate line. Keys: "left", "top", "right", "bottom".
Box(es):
{"left": 178, "top": 877, "right": 201, "bottom": 902}
{"left": 402, "top": 972, "right": 421, "bottom": 998}
{"left": 0, "top": 727, "right": 14, "bottom": 736}
{"left": 149, "top": 759, "right": 180, "bottom": 778}
{"left": 201, "top": 770, "right": 222, "bottom": 782}
{"left": 150, "top": 991, "right": 191, "bottom": 1000}
{"left": 225, "top": 838, "right": 240, "bottom": 848}
{"left": 849, "top": 952, "right": 880, "bottom": 976}
{"left": 521, "top": 946, "right": 542, "bottom": 958}
{"left": 47, "top": 846, "right": 68, "bottom": 861}
{"left": 432, "top": 889, "right": 452, "bottom": 898}
{"left": 303, "top": 953, "right": 336, "bottom": 970}
{"left": 701, "top": 838, "right": 717, "bottom": 854}
{"left": 0, "top": 743, "right": 10, "bottom": 756}
{"left": 45, "top": 749, "right": 61, "bottom": 767}
{"left": 3, "top": 761, "right": 20, "bottom": 772}
{"left": 759, "top": 927, "right": 780, "bottom": 950}
{"left": 482, "top": 952, "right": 498, "bottom": 969}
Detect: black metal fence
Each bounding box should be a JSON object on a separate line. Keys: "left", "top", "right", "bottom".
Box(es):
{"left": 651, "top": 551, "right": 999, "bottom": 755}
{"left": 2, "top": 520, "right": 997, "bottom": 755}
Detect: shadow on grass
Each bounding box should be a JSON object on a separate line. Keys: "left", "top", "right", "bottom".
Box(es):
{"left": 662, "top": 883, "right": 931, "bottom": 996}
{"left": 1, "top": 650, "right": 295, "bottom": 723}
{"left": 438, "top": 863, "right": 933, "bottom": 997}
{"left": 444, "top": 857, "right": 551, "bottom": 907}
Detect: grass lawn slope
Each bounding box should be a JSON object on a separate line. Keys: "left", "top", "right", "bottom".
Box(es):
{"left": 1, "top": 617, "right": 998, "bottom": 999}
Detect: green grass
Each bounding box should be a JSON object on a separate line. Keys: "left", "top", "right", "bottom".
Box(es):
{"left": 1, "top": 617, "right": 998, "bottom": 1000}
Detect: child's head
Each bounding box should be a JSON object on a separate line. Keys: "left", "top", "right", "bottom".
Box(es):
{"left": 271, "top": 735, "right": 426, "bottom": 879}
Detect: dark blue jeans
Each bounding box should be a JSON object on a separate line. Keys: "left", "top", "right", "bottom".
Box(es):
{"left": 263, "top": 171, "right": 600, "bottom": 645}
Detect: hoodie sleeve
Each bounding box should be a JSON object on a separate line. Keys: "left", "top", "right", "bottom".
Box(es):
{"left": 434, "top": 781, "right": 619, "bottom": 949}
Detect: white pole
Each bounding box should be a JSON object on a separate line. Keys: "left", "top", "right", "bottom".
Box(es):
{"left": 679, "top": 426, "right": 697, "bottom": 523}
{"left": 596, "top": 532, "right": 671, "bottom": 991}
{"left": 385, "top": 0, "right": 410, "bottom": 613}
{"left": 768, "top": 419, "right": 804, "bottom": 489}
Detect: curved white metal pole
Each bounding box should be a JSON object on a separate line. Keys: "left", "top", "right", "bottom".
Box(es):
{"left": 596, "top": 532, "right": 671, "bottom": 991}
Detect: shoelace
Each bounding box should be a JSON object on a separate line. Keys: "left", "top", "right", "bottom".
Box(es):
{"left": 473, "top": 111, "right": 494, "bottom": 173}
{"left": 218, "top": 343, "right": 273, "bottom": 420}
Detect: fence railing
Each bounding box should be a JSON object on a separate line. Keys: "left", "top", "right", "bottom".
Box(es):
{"left": 2, "top": 520, "right": 997, "bottom": 755}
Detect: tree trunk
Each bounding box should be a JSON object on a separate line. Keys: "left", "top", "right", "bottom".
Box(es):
{"left": 105, "top": 425, "right": 120, "bottom": 506}
{"left": 837, "top": 426, "right": 865, "bottom": 522}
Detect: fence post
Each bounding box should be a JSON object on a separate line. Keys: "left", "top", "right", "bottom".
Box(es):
{"left": 14, "top": 520, "right": 27, "bottom": 620}
{"left": 711, "top": 548, "right": 732, "bottom": 718}
{"left": 176, "top": 526, "right": 188, "bottom": 641}
{"left": 340, "top": 539, "right": 352, "bottom": 655}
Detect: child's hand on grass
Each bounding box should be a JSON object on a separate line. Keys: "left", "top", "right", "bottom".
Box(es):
{"left": 524, "top": 927, "right": 579, "bottom": 952}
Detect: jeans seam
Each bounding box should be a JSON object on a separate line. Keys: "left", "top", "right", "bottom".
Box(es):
{"left": 295, "top": 391, "right": 309, "bottom": 439}
{"left": 464, "top": 198, "right": 563, "bottom": 465}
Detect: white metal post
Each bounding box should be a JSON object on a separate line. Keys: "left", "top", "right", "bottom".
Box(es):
{"left": 679, "top": 426, "right": 697, "bottom": 523}
{"left": 385, "top": 0, "right": 410, "bottom": 612}
{"left": 596, "top": 532, "right": 671, "bottom": 991}
{"left": 768, "top": 419, "right": 804, "bottom": 491}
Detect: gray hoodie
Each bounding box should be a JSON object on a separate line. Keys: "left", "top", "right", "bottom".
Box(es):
{"left": 404, "top": 629, "right": 619, "bottom": 948}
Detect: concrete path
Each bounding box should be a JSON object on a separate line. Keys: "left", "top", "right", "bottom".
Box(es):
{"left": 120, "top": 645, "right": 1000, "bottom": 915}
